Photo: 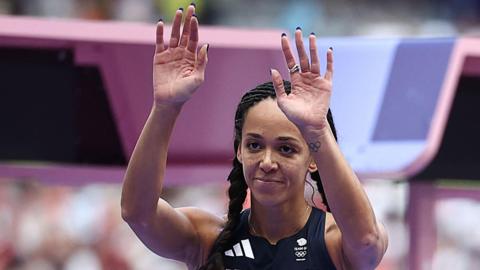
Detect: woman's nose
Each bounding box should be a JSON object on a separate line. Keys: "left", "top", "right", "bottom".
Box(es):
{"left": 259, "top": 149, "right": 278, "bottom": 172}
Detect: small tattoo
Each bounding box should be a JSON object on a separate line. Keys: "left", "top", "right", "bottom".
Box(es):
{"left": 308, "top": 141, "right": 321, "bottom": 152}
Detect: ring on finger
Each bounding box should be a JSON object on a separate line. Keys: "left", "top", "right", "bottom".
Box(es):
{"left": 289, "top": 64, "right": 300, "bottom": 74}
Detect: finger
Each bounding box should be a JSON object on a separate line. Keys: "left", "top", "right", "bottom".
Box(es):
{"left": 324, "top": 47, "right": 334, "bottom": 81}
{"left": 309, "top": 33, "right": 320, "bottom": 75}
{"left": 281, "top": 33, "right": 297, "bottom": 70}
{"left": 295, "top": 28, "right": 310, "bottom": 72}
{"left": 155, "top": 19, "right": 165, "bottom": 54}
{"left": 169, "top": 8, "right": 183, "bottom": 48}
{"left": 271, "top": 69, "right": 287, "bottom": 98}
{"left": 195, "top": 44, "right": 209, "bottom": 76}
{"left": 179, "top": 5, "right": 194, "bottom": 48}
{"left": 187, "top": 15, "right": 199, "bottom": 53}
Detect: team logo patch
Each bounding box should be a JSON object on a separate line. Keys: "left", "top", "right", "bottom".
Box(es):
{"left": 297, "top": 238, "right": 307, "bottom": 246}
{"left": 294, "top": 238, "right": 308, "bottom": 261}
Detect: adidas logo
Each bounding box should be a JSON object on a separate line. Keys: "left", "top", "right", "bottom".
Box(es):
{"left": 224, "top": 239, "right": 255, "bottom": 259}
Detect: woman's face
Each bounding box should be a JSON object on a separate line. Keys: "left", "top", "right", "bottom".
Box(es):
{"left": 237, "top": 98, "right": 317, "bottom": 206}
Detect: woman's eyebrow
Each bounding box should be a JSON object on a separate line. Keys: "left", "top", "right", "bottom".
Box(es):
{"left": 277, "top": 136, "right": 301, "bottom": 143}
{"left": 245, "top": 133, "right": 301, "bottom": 144}
{"left": 245, "top": 133, "right": 263, "bottom": 139}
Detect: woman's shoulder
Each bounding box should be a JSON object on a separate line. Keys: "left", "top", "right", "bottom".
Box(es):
{"left": 178, "top": 207, "right": 225, "bottom": 266}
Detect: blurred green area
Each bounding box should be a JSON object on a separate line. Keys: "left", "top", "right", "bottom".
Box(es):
{"left": 154, "top": 0, "right": 205, "bottom": 22}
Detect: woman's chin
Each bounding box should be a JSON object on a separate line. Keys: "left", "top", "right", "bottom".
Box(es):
{"left": 250, "top": 190, "right": 287, "bottom": 207}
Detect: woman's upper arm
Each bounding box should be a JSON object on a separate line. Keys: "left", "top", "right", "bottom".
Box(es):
{"left": 325, "top": 213, "right": 389, "bottom": 270}
{"left": 126, "top": 199, "right": 223, "bottom": 265}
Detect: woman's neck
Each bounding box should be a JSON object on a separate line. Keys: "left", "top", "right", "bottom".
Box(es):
{"left": 249, "top": 197, "right": 311, "bottom": 245}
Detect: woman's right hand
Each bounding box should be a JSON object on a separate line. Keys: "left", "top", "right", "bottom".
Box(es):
{"left": 153, "top": 5, "right": 208, "bottom": 107}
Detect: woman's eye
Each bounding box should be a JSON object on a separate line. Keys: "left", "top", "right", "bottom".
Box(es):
{"left": 247, "top": 142, "right": 261, "bottom": 150}
{"left": 279, "top": 145, "right": 295, "bottom": 154}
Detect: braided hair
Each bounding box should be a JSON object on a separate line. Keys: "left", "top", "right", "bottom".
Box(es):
{"left": 200, "top": 81, "right": 337, "bottom": 269}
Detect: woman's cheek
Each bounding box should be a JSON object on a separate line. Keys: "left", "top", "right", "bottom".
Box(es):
{"left": 241, "top": 156, "right": 257, "bottom": 179}
{"left": 282, "top": 161, "right": 306, "bottom": 182}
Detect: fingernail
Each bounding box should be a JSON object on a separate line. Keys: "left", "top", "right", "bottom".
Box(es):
{"left": 207, "top": 44, "right": 210, "bottom": 52}
{"left": 310, "top": 32, "right": 315, "bottom": 36}
{"left": 190, "top": 2, "right": 196, "bottom": 7}
{"left": 296, "top": 26, "right": 302, "bottom": 31}
{"left": 178, "top": 7, "right": 184, "bottom": 11}
{"left": 329, "top": 47, "right": 333, "bottom": 51}
{"left": 281, "top": 33, "right": 287, "bottom": 37}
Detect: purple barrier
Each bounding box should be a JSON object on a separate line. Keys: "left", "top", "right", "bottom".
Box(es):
{"left": 0, "top": 15, "right": 287, "bottom": 185}
{"left": 319, "top": 37, "right": 480, "bottom": 180}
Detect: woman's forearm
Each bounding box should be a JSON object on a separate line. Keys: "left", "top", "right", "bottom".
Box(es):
{"left": 121, "top": 103, "right": 182, "bottom": 223}
{"left": 302, "top": 125, "right": 380, "bottom": 249}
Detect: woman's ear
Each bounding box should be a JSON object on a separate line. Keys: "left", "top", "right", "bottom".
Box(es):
{"left": 308, "top": 160, "right": 317, "bottom": 173}
{"left": 236, "top": 146, "right": 243, "bottom": 164}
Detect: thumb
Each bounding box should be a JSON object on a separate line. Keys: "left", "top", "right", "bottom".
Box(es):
{"left": 271, "top": 69, "right": 287, "bottom": 98}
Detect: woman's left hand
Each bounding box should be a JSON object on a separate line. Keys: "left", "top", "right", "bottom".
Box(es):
{"left": 271, "top": 28, "right": 333, "bottom": 132}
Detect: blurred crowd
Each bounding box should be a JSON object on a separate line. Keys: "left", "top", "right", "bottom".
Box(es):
{"left": 0, "top": 180, "right": 225, "bottom": 270}
{"left": 0, "top": 178, "right": 404, "bottom": 270}
{"left": 433, "top": 198, "right": 480, "bottom": 269}
{"left": 0, "top": 0, "right": 479, "bottom": 36}
{"left": 0, "top": 178, "right": 479, "bottom": 269}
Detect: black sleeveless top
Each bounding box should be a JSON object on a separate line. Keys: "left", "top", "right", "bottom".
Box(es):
{"left": 219, "top": 207, "right": 336, "bottom": 270}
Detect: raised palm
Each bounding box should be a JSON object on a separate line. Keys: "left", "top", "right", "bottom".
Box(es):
{"left": 271, "top": 30, "right": 334, "bottom": 131}
{"left": 153, "top": 6, "right": 208, "bottom": 106}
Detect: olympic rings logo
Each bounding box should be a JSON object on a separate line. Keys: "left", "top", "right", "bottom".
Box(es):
{"left": 295, "top": 251, "right": 307, "bottom": 257}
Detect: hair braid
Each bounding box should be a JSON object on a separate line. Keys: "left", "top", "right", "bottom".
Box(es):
{"left": 309, "top": 109, "right": 337, "bottom": 212}
{"left": 200, "top": 158, "right": 247, "bottom": 270}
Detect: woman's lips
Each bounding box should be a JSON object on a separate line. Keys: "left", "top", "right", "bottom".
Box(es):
{"left": 254, "top": 177, "right": 283, "bottom": 183}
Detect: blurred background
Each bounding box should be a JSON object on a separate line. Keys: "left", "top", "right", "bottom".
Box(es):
{"left": 1, "top": 0, "right": 480, "bottom": 270}
{"left": 0, "top": 0, "right": 479, "bottom": 36}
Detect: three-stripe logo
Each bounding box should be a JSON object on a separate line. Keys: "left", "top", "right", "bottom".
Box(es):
{"left": 224, "top": 239, "right": 255, "bottom": 259}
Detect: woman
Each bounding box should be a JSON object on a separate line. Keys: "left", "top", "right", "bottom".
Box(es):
{"left": 121, "top": 4, "right": 388, "bottom": 270}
